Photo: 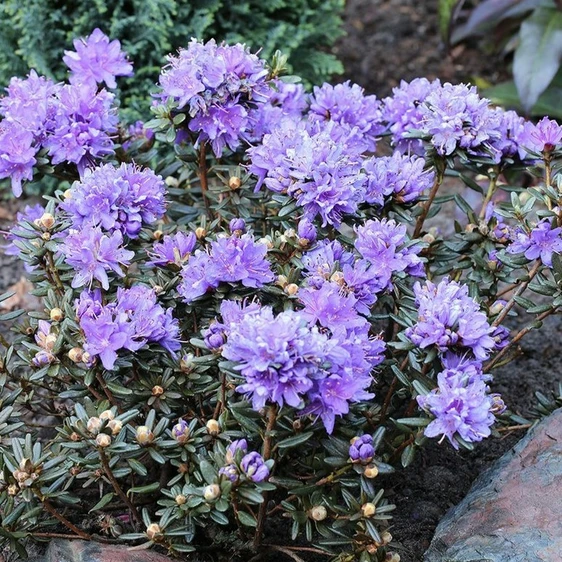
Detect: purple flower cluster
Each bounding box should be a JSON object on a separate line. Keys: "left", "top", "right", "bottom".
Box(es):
{"left": 178, "top": 232, "right": 274, "bottom": 303}
{"left": 60, "top": 225, "right": 134, "bottom": 290}
{"left": 507, "top": 219, "right": 562, "bottom": 267}
{"left": 519, "top": 117, "right": 562, "bottom": 155}
{"left": 60, "top": 163, "right": 167, "bottom": 237}
{"left": 417, "top": 367, "right": 496, "bottom": 449}
{"left": 0, "top": 70, "right": 118, "bottom": 194}
{"left": 63, "top": 28, "right": 133, "bottom": 89}
{"left": 248, "top": 119, "right": 366, "bottom": 227}
{"left": 363, "top": 152, "right": 435, "bottom": 205}
{"left": 157, "top": 39, "right": 270, "bottom": 156}
{"left": 221, "top": 302, "right": 384, "bottom": 433}
{"left": 77, "top": 286, "right": 180, "bottom": 370}
{"left": 220, "top": 439, "right": 270, "bottom": 483}
{"left": 308, "top": 81, "right": 384, "bottom": 153}
{"left": 31, "top": 320, "right": 57, "bottom": 367}
{"left": 355, "top": 219, "right": 425, "bottom": 288}
{"left": 405, "top": 278, "right": 497, "bottom": 361}
{"left": 147, "top": 231, "right": 197, "bottom": 268}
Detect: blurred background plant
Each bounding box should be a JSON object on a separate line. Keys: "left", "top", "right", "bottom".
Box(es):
{"left": 0, "top": 0, "right": 345, "bottom": 123}
{"left": 440, "top": 0, "right": 562, "bottom": 119}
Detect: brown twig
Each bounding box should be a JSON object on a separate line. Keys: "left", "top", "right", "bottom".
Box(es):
{"left": 99, "top": 450, "right": 142, "bottom": 526}
{"left": 492, "top": 261, "right": 542, "bottom": 328}
{"left": 38, "top": 496, "right": 92, "bottom": 540}
{"left": 197, "top": 142, "right": 212, "bottom": 219}
{"left": 95, "top": 372, "right": 120, "bottom": 412}
{"left": 253, "top": 405, "right": 278, "bottom": 548}
{"left": 497, "top": 423, "right": 532, "bottom": 433}
{"left": 486, "top": 308, "right": 556, "bottom": 371}
{"left": 413, "top": 170, "right": 443, "bottom": 238}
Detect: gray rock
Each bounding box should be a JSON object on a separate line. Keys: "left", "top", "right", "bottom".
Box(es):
{"left": 44, "top": 540, "right": 174, "bottom": 562}
{"left": 424, "top": 408, "right": 562, "bottom": 562}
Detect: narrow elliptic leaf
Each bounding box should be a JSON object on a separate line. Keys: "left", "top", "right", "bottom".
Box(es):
{"left": 513, "top": 7, "right": 562, "bottom": 111}
{"left": 438, "top": 0, "right": 459, "bottom": 41}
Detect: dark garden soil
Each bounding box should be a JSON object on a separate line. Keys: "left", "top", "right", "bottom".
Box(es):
{"left": 336, "top": 2, "right": 558, "bottom": 561}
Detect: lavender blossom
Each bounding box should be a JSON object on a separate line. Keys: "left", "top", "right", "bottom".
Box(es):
{"left": 240, "top": 452, "right": 269, "bottom": 482}
{"left": 248, "top": 119, "right": 366, "bottom": 227}
{"left": 405, "top": 278, "right": 497, "bottom": 360}
{"left": 308, "top": 81, "right": 384, "bottom": 153}
{"left": 225, "top": 439, "right": 248, "bottom": 464}
{"left": 417, "top": 369, "right": 496, "bottom": 448}
{"left": 519, "top": 116, "right": 562, "bottom": 155}
{"left": 63, "top": 28, "right": 133, "bottom": 89}
{"left": 0, "top": 123, "right": 37, "bottom": 196}
{"left": 78, "top": 285, "right": 180, "bottom": 370}
{"left": 363, "top": 152, "right": 435, "bottom": 205}
{"left": 61, "top": 163, "right": 167, "bottom": 237}
{"left": 178, "top": 233, "right": 274, "bottom": 303}
{"left": 157, "top": 39, "right": 270, "bottom": 157}
{"left": 147, "top": 231, "right": 197, "bottom": 268}
{"left": 60, "top": 225, "right": 134, "bottom": 290}
{"left": 507, "top": 220, "right": 562, "bottom": 267}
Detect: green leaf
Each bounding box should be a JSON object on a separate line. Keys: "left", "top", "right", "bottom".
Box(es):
{"left": 276, "top": 431, "right": 314, "bottom": 449}
{"left": 237, "top": 510, "right": 257, "bottom": 527}
{"left": 89, "top": 492, "right": 114, "bottom": 513}
{"left": 199, "top": 460, "right": 216, "bottom": 485}
{"left": 237, "top": 487, "right": 265, "bottom": 504}
{"left": 513, "top": 6, "right": 562, "bottom": 111}
{"left": 438, "top": 0, "right": 458, "bottom": 41}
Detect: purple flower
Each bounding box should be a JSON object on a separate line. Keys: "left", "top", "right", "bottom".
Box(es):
{"left": 0, "top": 123, "right": 37, "bottom": 196}
{"left": 349, "top": 434, "right": 375, "bottom": 464}
{"left": 157, "top": 39, "right": 270, "bottom": 157}
{"left": 60, "top": 225, "right": 134, "bottom": 290}
{"left": 417, "top": 369, "right": 496, "bottom": 449}
{"left": 382, "top": 77, "right": 438, "bottom": 153}
{"left": 63, "top": 28, "right": 133, "bottom": 89}
{"left": 178, "top": 233, "right": 274, "bottom": 303}
{"left": 507, "top": 220, "right": 562, "bottom": 267}
{"left": 225, "top": 439, "right": 248, "bottom": 464}
{"left": 299, "top": 283, "right": 364, "bottom": 332}
{"left": 355, "top": 219, "right": 425, "bottom": 285}
{"left": 302, "top": 239, "right": 355, "bottom": 289}
{"left": 405, "top": 278, "right": 497, "bottom": 361}
{"left": 519, "top": 116, "right": 562, "bottom": 155}
{"left": 203, "top": 323, "right": 226, "bottom": 351}
{"left": 248, "top": 119, "right": 366, "bottom": 227}
{"left": 31, "top": 350, "right": 56, "bottom": 367}
{"left": 418, "top": 83, "right": 502, "bottom": 160}
{"left": 43, "top": 83, "right": 118, "bottom": 173}
{"left": 297, "top": 218, "right": 317, "bottom": 246}
{"left": 61, "top": 163, "right": 166, "bottom": 237}
{"left": 308, "top": 81, "right": 384, "bottom": 153}
{"left": 363, "top": 152, "right": 435, "bottom": 205}
{"left": 147, "top": 231, "right": 197, "bottom": 268}
{"left": 229, "top": 218, "right": 246, "bottom": 233}
{"left": 77, "top": 285, "right": 180, "bottom": 370}
{"left": 240, "top": 452, "right": 269, "bottom": 482}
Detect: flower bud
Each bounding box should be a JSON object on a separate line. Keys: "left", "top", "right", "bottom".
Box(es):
{"left": 99, "top": 410, "right": 114, "bottom": 421}
{"left": 165, "top": 176, "right": 178, "bottom": 187}
{"left": 70, "top": 466, "right": 81, "bottom": 476}
{"left": 87, "top": 417, "right": 102, "bottom": 435}
{"left": 63, "top": 189, "right": 73, "bottom": 199}
{"left": 349, "top": 435, "right": 375, "bottom": 464}
{"left": 13, "top": 470, "right": 29, "bottom": 484}
{"left": 70, "top": 432, "right": 81, "bottom": 442}
{"left": 206, "top": 419, "right": 220, "bottom": 436}
{"left": 284, "top": 283, "right": 299, "bottom": 296}
{"left": 361, "top": 503, "right": 376, "bottom": 518}
{"left": 49, "top": 308, "right": 63, "bottom": 322}
{"left": 136, "top": 426, "right": 154, "bottom": 446}
{"left": 41, "top": 232, "right": 51, "bottom": 241}
{"left": 297, "top": 219, "right": 317, "bottom": 246}
{"left": 82, "top": 351, "right": 91, "bottom": 364}
{"left": 489, "top": 300, "right": 506, "bottom": 316}
{"left": 310, "top": 505, "right": 328, "bottom": 521}
{"left": 172, "top": 420, "right": 190, "bottom": 444}
{"left": 381, "top": 531, "right": 393, "bottom": 545}
{"left": 195, "top": 227, "right": 206, "bottom": 239}
{"left": 153, "top": 229, "right": 163, "bottom": 240}
{"left": 229, "top": 218, "right": 246, "bottom": 233}
{"left": 146, "top": 523, "right": 162, "bottom": 541}
{"left": 385, "top": 554, "right": 400, "bottom": 562}
{"left": 44, "top": 334, "right": 57, "bottom": 350}
{"left": 175, "top": 494, "right": 187, "bottom": 505}
{"left": 151, "top": 385, "right": 164, "bottom": 397}
{"left": 180, "top": 353, "right": 195, "bottom": 373}
{"left": 108, "top": 419, "right": 123, "bottom": 435}
{"left": 229, "top": 176, "right": 241, "bottom": 190}
{"left": 39, "top": 213, "right": 55, "bottom": 229}
{"left": 7, "top": 484, "right": 18, "bottom": 495}
{"left": 203, "top": 484, "right": 221, "bottom": 502}
{"left": 363, "top": 464, "right": 379, "bottom": 479}
{"left": 31, "top": 350, "right": 55, "bottom": 367}
{"left": 276, "top": 275, "right": 288, "bottom": 288}
{"left": 258, "top": 236, "right": 273, "bottom": 249}
{"left": 422, "top": 232, "right": 435, "bottom": 244}
{"left": 96, "top": 434, "right": 111, "bottom": 448}
{"left": 178, "top": 463, "right": 189, "bottom": 474}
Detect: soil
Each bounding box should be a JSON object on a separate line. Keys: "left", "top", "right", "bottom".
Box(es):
{"left": 335, "top": 2, "right": 559, "bottom": 561}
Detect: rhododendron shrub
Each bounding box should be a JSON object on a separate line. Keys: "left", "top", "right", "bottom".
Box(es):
{"left": 0, "top": 30, "right": 561, "bottom": 562}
